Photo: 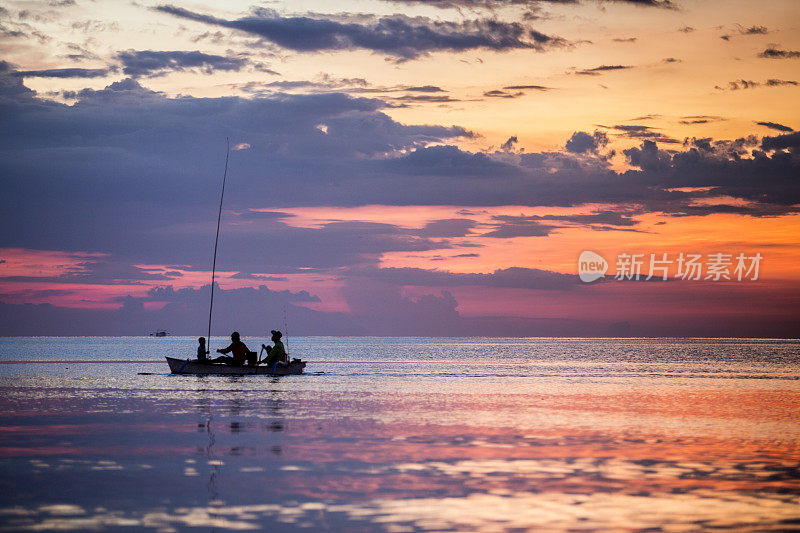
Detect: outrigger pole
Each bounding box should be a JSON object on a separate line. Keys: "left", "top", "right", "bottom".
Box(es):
{"left": 207, "top": 138, "right": 230, "bottom": 354}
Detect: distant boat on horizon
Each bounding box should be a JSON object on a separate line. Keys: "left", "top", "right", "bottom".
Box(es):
{"left": 149, "top": 330, "right": 168, "bottom": 337}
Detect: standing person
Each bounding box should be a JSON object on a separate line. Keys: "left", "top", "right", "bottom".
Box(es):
{"left": 197, "top": 337, "right": 209, "bottom": 361}
{"left": 211, "top": 331, "right": 251, "bottom": 366}
{"left": 261, "top": 330, "right": 287, "bottom": 367}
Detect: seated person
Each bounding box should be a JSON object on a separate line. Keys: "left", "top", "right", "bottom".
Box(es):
{"left": 196, "top": 337, "right": 209, "bottom": 361}
{"left": 261, "top": 330, "right": 287, "bottom": 367}
{"left": 210, "top": 331, "right": 250, "bottom": 366}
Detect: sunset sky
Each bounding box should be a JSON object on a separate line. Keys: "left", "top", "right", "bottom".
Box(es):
{"left": 1, "top": 0, "right": 798, "bottom": 336}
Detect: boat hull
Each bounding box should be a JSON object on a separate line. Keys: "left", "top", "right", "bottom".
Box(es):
{"left": 166, "top": 356, "right": 305, "bottom": 375}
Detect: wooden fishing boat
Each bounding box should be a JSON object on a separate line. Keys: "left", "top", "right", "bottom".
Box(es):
{"left": 161, "top": 140, "right": 307, "bottom": 377}
{"left": 166, "top": 356, "right": 305, "bottom": 376}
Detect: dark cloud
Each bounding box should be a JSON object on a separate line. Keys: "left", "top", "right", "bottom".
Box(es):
{"left": 541, "top": 210, "right": 639, "bottom": 226}
{"left": 715, "top": 78, "right": 798, "bottom": 90}
{"left": 755, "top": 121, "right": 794, "bottom": 133}
{"left": 758, "top": 47, "right": 800, "bottom": 59}
{"left": 1, "top": 63, "right": 799, "bottom": 337}
{"left": 69, "top": 20, "right": 120, "bottom": 34}
{"left": 622, "top": 139, "right": 672, "bottom": 171}
{"left": 414, "top": 218, "right": 477, "bottom": 237}
{"left": 575, "top": 64, "right": 632, "bottom": 76}
{"left": 405, "top": 85, "right": 445, "bottom": 92}
{"left": 339, "top": 283, "right": 465, "bottom": 335}
{"left": 718, "top": 79, "right": 759, "bottom": 90}
{"left": 14, "top": 67, "right": 114, "bottom": 78}
{"left": 241, "top": 80, "right": 452, "bottom": 99}
{"left": 379, "top": 0, "right": 675, "bottom": 8}
{"left": 246, "top": 76, "right": 368, "bottom": 92}
{"left": 482, "top": 216, "right": 560, "bottom": 238}
{"left": 7, "top": 283, "right": 797, "bottom": 337}
{"left": 155, "top": 5, "right": 569, "bottom": 60}
{"left": 599, "top": 124, "right": 679, "bottom": 144}
{"left": 0, "top": 260, "right": 180, "bottom": 285}
{"left": 483, "top": 89, "right": 523, "bottom": 98}
{"left": 679, "top": 115, "right": 725, "bottom": 125}
{"left": 615, "top": 0, "right": 674, "bottom": 6}
{"left": 500, "top": 136, "right": 518, "bottom": 151}
{"left": 1, "top": 64, "right": 798, "bottom": 282}
{"left": 227, "top": 220, "right": 457, "bottom": 273}
{"left": 761, "top": 131, "right": 800, "bottom": 151}
{"left": 0, "top": 25, "right": 27, "bottom": 39}
{"left": 229, "top": 273, "right": 289, "bottom": 281}
{"left": 349, "top": 265, "right": 576, "bottom": 290}
{"left": 482, "top": 210, "right": 639, "bottom": 238}
{"left": 741, "top": 25, "right": 768, "bottom": 35}
{"left": 190, "top": 30, "right": 233, "bottom": 45}
{"left": 0, "top": 283, "right": 457, "bottom": 336}
{"left": 765, "top": 79, "right": 799, "bottom": 87}
{"left": 618, "top": 136, "right": 800, "bottom": 215}
{"left": 0, "top": 284, "right": 342, "bottom": 336}
{"left": 681, "top": 115, "right": 724, "bottom": 121}
{"left": 392, "top": 94, "right": 461, "bottom": 103}
{"left": 721, "top": 25, "right": 768, "bottom": 40}
{"left": 565, "top": 130, "right": 608, "bottom": 153}
{"left": 385, "top": 145, "right": 515, "bottom": 177}
{"left": 0, "top": 69, "right": 477, "bottom": 270}
{"left": 116, "top": 49, "right": 250, "bottom": 78}
{"left": 380, "top": 0, "right": 536, "bottom": 6}
{"left": 0, "top": 16, "right": 50, "bottom": 43}
{"left": 0, "top": 60, "right": 37, "bottom": 97}
{"left": 613, "top": 124, "right": 658, "bottom": 133}
{"left": 61, "top": 42, "right": 101, "bottom": 62}
{"left": 503, "top": 84, "right": 549, "bottom": 90}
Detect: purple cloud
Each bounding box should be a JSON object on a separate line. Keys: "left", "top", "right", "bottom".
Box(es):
{"left": 155, "top": 5, "right": 568, "bottom": 60}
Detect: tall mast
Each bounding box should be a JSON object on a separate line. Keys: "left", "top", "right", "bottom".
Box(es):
{"left": 207, "top": 138, "right": 230, "bottom": 354}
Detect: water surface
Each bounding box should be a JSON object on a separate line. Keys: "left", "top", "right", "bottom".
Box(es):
{"left": 1, "top": 337, "right": 799, "bottom": 531}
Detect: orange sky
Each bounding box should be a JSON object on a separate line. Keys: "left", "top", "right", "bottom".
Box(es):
{"left": 0, "top": 0, "right": 798, "bottom": 335}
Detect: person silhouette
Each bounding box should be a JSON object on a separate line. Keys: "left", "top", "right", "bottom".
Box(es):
{"left": 261, "top": 330, "right": 287, "bottom": 367}
{"left": 196, "top": 337, "right": 209, "bottom": 361}
{"left": 211, "top": 332, "right": 251, "bottom": 366}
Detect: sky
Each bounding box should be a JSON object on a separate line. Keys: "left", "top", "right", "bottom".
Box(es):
{"left": 0, "top": 0, "right": 798, "bottom": 337}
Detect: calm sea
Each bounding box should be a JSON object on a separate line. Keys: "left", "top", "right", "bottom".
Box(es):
{"left": 1, "top": 336, "right": 799, "bottom": 531}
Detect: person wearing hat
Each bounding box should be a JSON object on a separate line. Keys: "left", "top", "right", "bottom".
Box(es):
{"left": 262, "top": 330, "right": 287, "bottom": 367}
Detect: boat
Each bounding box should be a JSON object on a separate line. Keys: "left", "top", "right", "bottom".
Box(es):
{"left": 166, "top": 356, "right": 306, "bottom": 375}
{"left": 162, "top": 139, "right": 306, "bottom": 376}
{"left": 150, "top": 330, "right": 168, "bottom": 337}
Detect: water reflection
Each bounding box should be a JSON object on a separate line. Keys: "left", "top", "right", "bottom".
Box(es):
{"left": 3, "top": 489, "right": 799, "bottom": 531}
{"left": 1, "top": 338, "right": 799, "bottom": 531}
{"left": 188, "top": 377, "right": 291, "bottom": 509}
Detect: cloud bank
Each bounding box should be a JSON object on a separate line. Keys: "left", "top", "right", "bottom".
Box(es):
{"left": 155, "top": 5, "right": 569, "bottom": 60}
{"left": 1, "top": 63, "right": 799, "bottom": 336}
